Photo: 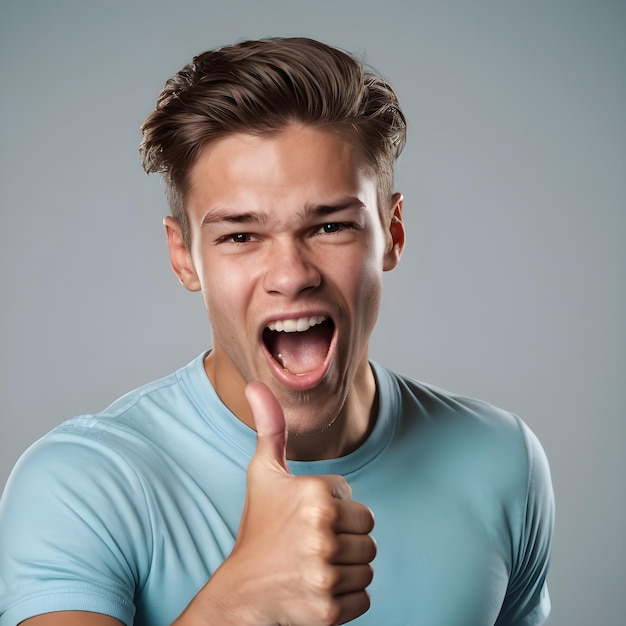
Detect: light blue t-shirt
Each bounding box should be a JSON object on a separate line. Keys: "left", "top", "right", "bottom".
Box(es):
{"left": 0, "top": 354, "right": 553, "bottom": 625}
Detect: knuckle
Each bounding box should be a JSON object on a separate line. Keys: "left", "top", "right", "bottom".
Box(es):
{"left": 332, "top": 478, "right": 351, "bottom": 501}
{"left": 303, "top": 500, "right": 339, "bottom": 529}
{"left": 315, "top": 597, "right": 342, "bottom": 625}
{"left": 306, "top": 531, "right": 339, "bottom": 561}
{"left": 307, "top": 562, "right": 340, "bottom": 594}
{"left": 300, "top": 475, "right": 331, "bottom": 498}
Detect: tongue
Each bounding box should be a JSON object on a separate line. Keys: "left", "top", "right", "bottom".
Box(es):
{"left": 271, "top": 324, "right": 332, "bottom": 375}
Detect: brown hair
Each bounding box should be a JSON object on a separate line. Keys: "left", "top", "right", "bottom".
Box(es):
{"left": 140, "top": 37, "right": 406, "bottom": 246}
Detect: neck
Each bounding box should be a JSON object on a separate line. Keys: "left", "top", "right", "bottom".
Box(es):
{"left": 285, "top": 361, "right": 378, "bottom": 461}
{"left": 204, "top": 350, "right": 378, "bottom": 461}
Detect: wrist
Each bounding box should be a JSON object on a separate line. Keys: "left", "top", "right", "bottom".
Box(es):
{"left": 170, "top": 557, "right": 264, "bottom": 626}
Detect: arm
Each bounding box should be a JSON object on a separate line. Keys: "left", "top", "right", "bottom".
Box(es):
{"left": 496, "top": 420, "right": 555, "bottom": 626}
{"left": 21, "top": 613, "right": 123, "bottom": 625}
{"left": 2, "top": 384, "right": 374, "bottom": 626}
{"left": 0, "top": 436, "right": 144, "bottom": 625}
{"left": 172, "top": 382, "right": 376, "bottom": 626}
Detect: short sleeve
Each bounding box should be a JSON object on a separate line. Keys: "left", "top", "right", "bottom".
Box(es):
{"left": 0, "top": 430, "right": 150, "bottom": 626}
{"left": 496, "top": 420, "right": 555, "bottom": 626}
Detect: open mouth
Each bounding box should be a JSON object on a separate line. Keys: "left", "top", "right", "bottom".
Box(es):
{"left": 262, "top": 315, "right": 335, "bottom": 376}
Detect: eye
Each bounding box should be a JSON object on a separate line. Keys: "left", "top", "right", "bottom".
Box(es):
{"left": 220, "top": 233, "right": 252, "bottom": 244}
{"left": 317, "top": 223, "right": 350, "bottom": 235}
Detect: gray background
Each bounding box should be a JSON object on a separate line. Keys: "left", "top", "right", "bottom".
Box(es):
{"left": 1, "top": 1, "right": 624, "bottom": 624}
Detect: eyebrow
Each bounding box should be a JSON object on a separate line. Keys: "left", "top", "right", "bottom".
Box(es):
{"left": 307, "top": 197, "right": 366, "bottom": 217}
{"left": 200, "top": 196, "right": 365, "bottom": 226}
{"left": 200, "top": 209, "right": 264, "bottom": 226}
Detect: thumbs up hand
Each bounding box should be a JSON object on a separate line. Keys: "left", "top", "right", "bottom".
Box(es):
{"left": 175, "top": 382, "right": 376, "bottom": 626}
{"left": 244, "top": 381, "right": 292, "bottom": 474}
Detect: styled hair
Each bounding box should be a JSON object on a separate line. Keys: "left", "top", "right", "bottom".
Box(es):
{"left": 140, "top": 37, "right": 407, "bottom": 245}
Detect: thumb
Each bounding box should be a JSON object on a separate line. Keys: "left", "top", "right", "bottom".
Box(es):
{"left": 245, "top": 381, "right": 290, "bottom": 474}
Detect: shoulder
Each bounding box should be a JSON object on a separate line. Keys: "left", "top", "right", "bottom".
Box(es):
{"left": 0, "top": 357, "right": 199, "bottom": 621}
{"left": 1, "top": 354, "right": 210, "bottom": 532}
{"left": 92, "top": 353, "right": 205, "bottom": 423}
{"left": 373, "top": 365, "right": 555, "bottom": 624}
{"left": 38, "top": 353, "right": 213, "bottom": 458}
{"left": 377, "top": 363, "right": 527, "bottom": 439}
{"left": 375, "top": 364, "right": 551, "bottom": 498}
{"left": 0, "top": 419, "right": 147, "bottom": 624}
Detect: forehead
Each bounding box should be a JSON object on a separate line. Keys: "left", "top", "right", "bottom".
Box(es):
{"left": 186, "top": 124, "right": 377, "bottom": 214}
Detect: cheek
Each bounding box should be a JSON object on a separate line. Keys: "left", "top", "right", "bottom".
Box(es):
{"left": 346, "top": 254, "right": 384, "bottom": 318}
{"left": 200, "top": 255, "right": 249, "bottom": 303}
{"left": 200, "top": 270, "right": 240, "bottom": 329}
{"left": 363, "top": 273, "right": 383, "bottom": 318}
{"left": 356, "top": 240, "right": 386, "bottom": 321}
{"left": 201, "top": 260, "right": 262, "bottom": 339}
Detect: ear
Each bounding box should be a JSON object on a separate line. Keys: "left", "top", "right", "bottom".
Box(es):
{"left": 164, "top": 216, "right": 202, "bottom": 292}
{"left": 383, "top": 192, "right": 405, "bottom": 271}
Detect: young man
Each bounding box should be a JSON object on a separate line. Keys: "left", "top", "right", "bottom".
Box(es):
{"left": 0, "top": 38, "right": 554, "bottom": 625}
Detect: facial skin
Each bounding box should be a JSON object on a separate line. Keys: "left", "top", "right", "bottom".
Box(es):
{"left": 165, "top": 123, "right": 404, "bottom": 461}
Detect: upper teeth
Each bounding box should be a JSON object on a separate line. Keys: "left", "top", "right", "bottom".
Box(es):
{"left": 267, "top": 316, "right": 327, "bottom": 333}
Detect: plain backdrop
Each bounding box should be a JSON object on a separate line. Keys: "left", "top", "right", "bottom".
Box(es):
{"left": 1, "top": 1, "right": 624, "bottom": 624}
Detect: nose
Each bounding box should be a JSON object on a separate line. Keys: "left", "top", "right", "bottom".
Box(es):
{"left": 262, "top": 239, "right": 321, "bottom": 297}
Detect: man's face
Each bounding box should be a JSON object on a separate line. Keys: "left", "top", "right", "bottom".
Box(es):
{"left": 166, "top": 124, "right": 403, "bottom": 452}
